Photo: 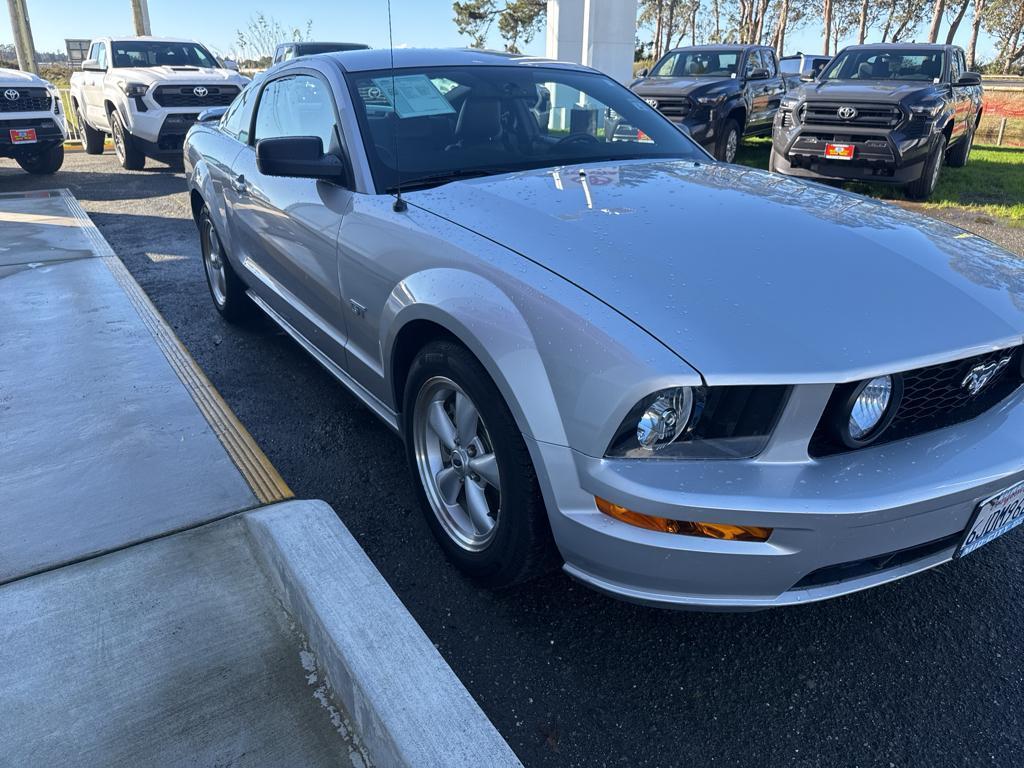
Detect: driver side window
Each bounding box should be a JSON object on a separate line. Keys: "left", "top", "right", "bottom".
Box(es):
{"left": 744, "top": 50, "right": 763, "bottom": 77}
{"left": 254, "top": 75, "right": 339, "bottom": 154}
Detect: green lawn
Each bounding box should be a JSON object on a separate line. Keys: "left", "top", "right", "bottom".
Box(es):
{"left": 735, "top": 137, "right": 1024, "bottom": 227}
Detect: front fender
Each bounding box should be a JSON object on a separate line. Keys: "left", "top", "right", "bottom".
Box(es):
{"left": 381, "top": 268, "right": 569, "bottom": 446}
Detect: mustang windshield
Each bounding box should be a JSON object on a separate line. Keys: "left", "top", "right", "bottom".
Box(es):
{"left": 822, "top": 49, "right": 946, "bottom": 82}
{"left": 111, "top": 40, "right": 219, "bottom": 69}
{"left": 651, "top": 51, "right": 740, "bottom": 78}
{"left": 346, "top": 65, "right": 703, "bottom": 193}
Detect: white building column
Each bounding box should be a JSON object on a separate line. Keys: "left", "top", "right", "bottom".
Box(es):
{"left": 546, "top": 0, "right": 638, "bottom": 84}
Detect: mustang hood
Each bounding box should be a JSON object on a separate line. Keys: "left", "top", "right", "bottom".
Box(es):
{"left": 409, "top": 160, "right": 1024, "bottom": 384}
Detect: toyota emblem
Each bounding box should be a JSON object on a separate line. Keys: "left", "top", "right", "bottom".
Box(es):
{"left": 193, "top": 86, "right": 209, "bottom": 98}
{"left": 644, "top": 98, "right": 658, "bottom": 108}
{"left": 837, "top": 106, "right": 858, "bottom": 120}
{"left": 3, "top": 89, "right": 20, "bottom": 101}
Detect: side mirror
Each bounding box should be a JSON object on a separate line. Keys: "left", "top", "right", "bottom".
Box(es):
{"left": 747, "top": 68, "right": 770, "bottom": 81}
{"left": 956, "top": 71, "right": 982, "bottom": 86}
{"left": 197, "top": 106, "right": 229, "bottom": 123}
{"left": 637, "top": 67, "right": 649, "bottom": 78}
{"left": 222, "top": 59, "right": 240, "bottom": 72}
{"left": 256, "top": 136, "right": 348, "bottom": 181}
{"left": 81, "top": 58, "right": 105, "bottom": 72}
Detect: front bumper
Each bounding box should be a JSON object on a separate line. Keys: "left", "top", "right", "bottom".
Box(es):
{"left": 0, "top": 117, "right": 67, "bottom": 158}
{"left": 772, "top": 116, "right": 935, "bottom": 184}
{"left": 124, "top": 107, "right": 201, "bottom": 154}
{"left": 532, "top": 383, "right": 1024, "bottom": 610}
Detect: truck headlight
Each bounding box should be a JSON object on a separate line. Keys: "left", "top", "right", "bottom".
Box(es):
{"left": 118, "top": 81, "right": 149, "bottom": 98}
{"left": 780, "top": 97, "right": 800, "bottom": 110}
{"left": 607, "top": 386, "right": 790, "bottom": 459}
{"left": 910, "top": 101, "right": 943, "bottom": 119}
{"left": 696, "top": 93, "right": 726, "bottom": 107}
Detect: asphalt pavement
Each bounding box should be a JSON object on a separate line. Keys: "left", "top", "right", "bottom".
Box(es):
{"left": 3, "top": 151, "right": 1024, "bottom": 768}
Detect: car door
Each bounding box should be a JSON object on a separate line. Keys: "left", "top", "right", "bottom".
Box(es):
{"left": 744, "top": 50, "right": 771, "bottom": 132}
{"left": 757, "top": 48, "right": 786, "bottom": 132}
{"left": 206, "top": 86, "right": 255, "bottom": 255}
{"left": 84, "top": 42, "right": 108, "bottom": 128}
{"left": 947, "top": 48, "right": 967, "bottom": 142}
{"left": 229, "top": 71, "right": 351, "bottom": 367}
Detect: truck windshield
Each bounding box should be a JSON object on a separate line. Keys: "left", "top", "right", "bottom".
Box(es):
{"left": 346, "top": 65, "right": 703, "bottom": 193}
{"left": 822, "top": 50, "right": 946, "bottom": 82}
{"left": 111, "top": 41, "right": 219, "bottom": 69}
{"left": 651, "top": 51, "right": 739, "bottom": 78}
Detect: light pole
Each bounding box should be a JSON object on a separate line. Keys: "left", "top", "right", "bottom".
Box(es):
{"left": 6, "top": 0, "right": 38, "bottom": 73}
{"left": 130, "top": 0, "right": 152, "bottom": 36}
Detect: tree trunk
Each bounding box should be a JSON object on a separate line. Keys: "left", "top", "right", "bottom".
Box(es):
{"left": 653, "top": 0, "right": 664, "bottom": 62}
{"left": 966, "top": 0, "right": 985, "bottom": 69}
{"left": 691, "top": 3, "right": 700, "bottom": 45}
{"left": 822, "top": 0, "right": 832, "bottom": 55}
{"left": 945, "top": 1, "right": 968, "bottom": 44}
{"left": 775, "top": 0, "right": 790, "bottom": 55}
{"left": 664, "top": 1, "right": 676, "bottom": 54}
{"left": 713, "top": 0, "right": 721, "bottom": 42}
{"left": 857, "top": 0, "right": 869, "bottom": 43}
{"left": 927, "top": 0, "right": 945, "bottom": 43}
{"left": 880, "top": 0, "right": 898, "bottom": 42}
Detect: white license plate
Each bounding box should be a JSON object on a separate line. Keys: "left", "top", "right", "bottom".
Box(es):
{"left": 958, "top": 480, "right": 1024, "bottom": 558}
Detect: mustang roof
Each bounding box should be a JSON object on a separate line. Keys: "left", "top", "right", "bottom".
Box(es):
{"left": 324, "top": 47, "right": 593, "bottom": 74}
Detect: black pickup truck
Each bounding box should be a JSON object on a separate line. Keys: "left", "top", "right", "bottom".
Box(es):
{"left": 630, "top": 44, "right": 786, "bottom": 162}
{"left": 770, "top": 43, "right": 983, "bottom": 200}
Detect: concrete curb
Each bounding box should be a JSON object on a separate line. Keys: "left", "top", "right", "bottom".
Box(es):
{"left": 243, "top": 500, "right": 523, "bottom": 768}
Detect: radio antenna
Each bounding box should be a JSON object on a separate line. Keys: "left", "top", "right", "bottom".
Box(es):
{"left": 387, "top": 0, "right": 407, "bottom": 212}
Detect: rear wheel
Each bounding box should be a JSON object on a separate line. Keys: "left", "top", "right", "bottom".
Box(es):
{"left": 403, "top": 341, "right": 557, "bottom": 587}
{"left": 77, "top": 106, "right": 105, "bottom": 155}
{"left": 905, "top": 135, "right": 946, "bottom": 201}
{"left": 198, "top": 204, "right": 254, "bottom": 324}
{"left": 946, "top": 125, "right": 974, "bottom": 168}
{"left": 111, "top": 110, "right": 145, "bottom": 170}
{"left": 16, "top": 144, "right": 64, "bottom": 175}
{"left": 715, "top": 118, "right": 741, "bottom": 163}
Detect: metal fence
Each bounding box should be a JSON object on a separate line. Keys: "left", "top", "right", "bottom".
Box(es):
{"left": 58, "top": 89, "right": 85, "bottom": 142}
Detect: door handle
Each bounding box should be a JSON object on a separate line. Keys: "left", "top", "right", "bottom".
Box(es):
{"left": 231, "top": 175, "right": 248, "bottom": 195}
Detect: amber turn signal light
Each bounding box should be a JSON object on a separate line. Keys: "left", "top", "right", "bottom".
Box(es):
{"left": 595, "top": 497, "right": 771, "bottom": 542}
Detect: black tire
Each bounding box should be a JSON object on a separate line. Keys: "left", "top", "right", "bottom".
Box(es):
{"left": 77, "top": 106, "right": 105, "bottom": 155}
{"left": 402, "top": 340, "right": 558, "bottom": 587}
{"left": 945, "top": 124, "right": 974, "bottom": 168}
{"left": 715, "top": 118, "right": 741, "bottom": 163}
{"left": 16, "top": 144, "right": 64, "bottom": 175}
{"left": 905, "top": 134, "right": 946, "bottom": 201}
{"left": 110, "top": 110, "right": 145, "bottom": 170}
{"left": 198, "top": 205, "right": 255, "bottom": 324}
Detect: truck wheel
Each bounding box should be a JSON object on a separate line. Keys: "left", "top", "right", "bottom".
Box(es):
{"left": 715, "top": 119, "right": 741, "bottom": 163}
{"left": 16, "top": 144, "right": 65, "bottom": 175}
{"left": 111, "top": 111, "right": 145, "bottom": 171}
{"left": 198, "top": 205, "right": 255, "bottom": 324}
{"left": 403, "top": 340, "right": 558, "bottom": 587}
{"left": 904, "top": 135, "right": 946, "bottom": 201}
{"left": 77, "top": 106, "right": 106, "bottom": 155}
{"left": 945, "top": 125, "right": 974, "bottom": 168}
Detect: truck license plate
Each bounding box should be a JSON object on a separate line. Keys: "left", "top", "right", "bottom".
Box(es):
{"left": 10, "top": 128, "right": 37, "bottom": 144}
{"left": 824, "top": 142, "right": 854, "bottom": 160}
{"left": 958, "top": 480, "right": 1024, "bottom": 558}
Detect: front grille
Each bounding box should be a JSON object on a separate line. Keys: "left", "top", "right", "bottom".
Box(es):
{"left": 0, "top": 88, "right": 51, "bottom": 113}
{"left": 810, "top": 346, "right": 1024, "bottom": 457}
{"left": 652, "top": 96, "right": 691, "bottom": 120}
{"left": 153, "top": 85, "right": 240, "bottom": 108}
{"left": 800, "top": 101, "right": 903, "bottom": 129}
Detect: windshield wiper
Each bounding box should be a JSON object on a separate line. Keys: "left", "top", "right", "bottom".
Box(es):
{"left": 389, "top": 167, "right": 509, "bottom": 193}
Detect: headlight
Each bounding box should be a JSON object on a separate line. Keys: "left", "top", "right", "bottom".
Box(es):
{"left": 118, "top": 81, "right": 149, "bottom": 98}
{"left": 607, "top": 386, "right": 790, "bottom": 459}
{"left": 910, "top": 101, "right": 943, "bottom": 119}
{"left": 696, "top": 93, "right": 726, "bottom": 106}
{"left": 780, "top": 97, "right": 800, "bottom": 110}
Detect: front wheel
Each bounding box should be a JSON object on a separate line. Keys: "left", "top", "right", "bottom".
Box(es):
{"left": 111, "top": 111, "right": 145, "bottom": 170}
{"left": 78, "top": 107, "right": 105, "bottom": 155}
{"left": 403, "top": 341, "right": 557, "bottom": 586}
{"left": 715, "top": 118, "right": 741, "bottom": 163}
{"left": 904, "top": 135, "right": 946, "bottom": 201}
{"left": 16, "top": 144, "right": 64, "bottom": 175}
{"left": 198, "top": 205, "right": 255, "bottom": 324}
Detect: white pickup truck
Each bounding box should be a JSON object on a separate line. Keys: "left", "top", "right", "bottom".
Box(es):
{"left": 70, "top": 36, "right": 248, "bottom": 170}
{"left": 0, "top": 67, "right": 68, "bottom": 174}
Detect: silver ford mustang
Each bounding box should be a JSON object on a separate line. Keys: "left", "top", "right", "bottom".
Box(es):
{"left": 185, "top": 48, "right": 1024, "bottom": 610}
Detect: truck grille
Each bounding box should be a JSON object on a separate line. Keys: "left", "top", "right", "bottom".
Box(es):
{"left": 0, "top": 88, "right": 51, "bottom": 113}
{"left": 810, "top": 346, "right": 1024, "bottom": 457}
{"left": 650, "top": 96, "right": 691, "bottom": 120}
{"left": 799, "top": 101, "right": 903, "bottom": 129}
{"left": 153, "top": 85, "right": 240, "bottom": 108}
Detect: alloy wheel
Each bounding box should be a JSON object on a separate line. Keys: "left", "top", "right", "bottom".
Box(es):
{"left": 112, "top": 117, "right": 125, "bottom": 163}
{"left": 725, "top": 129, "right": 739, "bottom": 163}
{"left": 202, "top": 218, "right": 228, "bottom": 307}
{"left": 413, "top": 376, "right": 502, "bottom": 552}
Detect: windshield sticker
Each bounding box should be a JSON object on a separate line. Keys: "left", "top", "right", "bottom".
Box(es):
{"left": 370, "top": 75, "right": 456, "bottom": 118}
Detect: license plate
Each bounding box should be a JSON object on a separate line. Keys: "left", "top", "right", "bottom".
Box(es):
{"left": 10, "top": 128, "right": 37, "bottom": 144}
{"left": 824, "top": 142, "right": 854, "bottom": 160}
{"left": 958, "top": 480, "right": 1024, "bottom": 558}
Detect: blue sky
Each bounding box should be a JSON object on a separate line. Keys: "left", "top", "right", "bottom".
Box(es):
{"left": 8, "top": 0, "right": 998, "bottom": 65}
